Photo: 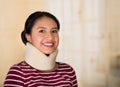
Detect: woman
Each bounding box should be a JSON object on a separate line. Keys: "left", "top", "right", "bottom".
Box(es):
{"left": 4, "top": 11, "right": 78, "bottom": 87}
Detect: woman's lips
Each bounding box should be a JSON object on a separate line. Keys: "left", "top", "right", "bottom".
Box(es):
{"left": 43, "top": 42, "right": 54, "bottom": 47}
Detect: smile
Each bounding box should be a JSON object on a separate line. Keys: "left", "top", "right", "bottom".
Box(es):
{"left": 43, "top": 42, "right": 54, "bottom": 47}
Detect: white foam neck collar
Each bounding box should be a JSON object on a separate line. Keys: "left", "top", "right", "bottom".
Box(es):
{"left": 23, "top": 43, "right": 58, "bottom": 71}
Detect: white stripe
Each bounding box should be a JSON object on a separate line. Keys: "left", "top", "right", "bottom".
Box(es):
{"left": 24, "top": 71, "right": 75, "bottom": 80}
{"left": 7, "top": 74, "right": 24, "bottom": 79}
{"left": 60, "top": 74, "right": 76, "bottom": 78}
{"left": 24, "top": 74, "right": 61, "bottom": 80}
{"left": 9, "top": 69, "right": 23, "bottom": 74}
{"left": 25, "top": 76, "right": 65, "bottom": 85}
{"left": 58, "top": 69, "right": 74, "bottom": 73}
{"left": 72, "top": 78, "right": 77, "bottom": 83}
{"left": 28, "top": 80, "right": 71, "bottom": 87}
{"left": 12, "top": 65, "right": 21, "bottom": 68}
{"left": 72, "top": 83, "right": 78, "bottom": 86}
{"left": 4, "top": 84, "right": 23, "bottom": 87}
{"left": 57, "top": 67, "right": 72, "bottom": 70}
{"left": 5, "top": 79, "right": 23, "bottom": 83}
{"left": 31, "top": 77, "right": 66, "bottom": 82}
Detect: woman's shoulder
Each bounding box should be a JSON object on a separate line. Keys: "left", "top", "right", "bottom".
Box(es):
{"left": 57, "top": 62, "right": 72, "bottom": 67}
{"left": 56, "top": 62, "right": 76, "bottom": 77}
{"left": 57, "top": 62, "right": 70, "bottom": 66}
{"left": 57, "top": 62, "right": 75, "bottom": 71}
{"left": 9, "top": 61, "right": 29, "bottom": 70}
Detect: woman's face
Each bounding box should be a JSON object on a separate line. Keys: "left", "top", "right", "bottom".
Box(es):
{"left": 26, "top": 17, "right": 59, "bottom": 54}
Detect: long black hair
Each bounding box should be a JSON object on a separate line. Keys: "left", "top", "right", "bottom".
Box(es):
{"left": 21, "top": 11, "right": 60, "bottom": 45}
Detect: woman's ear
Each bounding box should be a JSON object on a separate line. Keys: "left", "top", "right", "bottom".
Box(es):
{"left": 25, "top": 34, "right": 31, "bottom": 43}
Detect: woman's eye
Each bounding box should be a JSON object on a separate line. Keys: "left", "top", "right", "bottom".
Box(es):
{"left": 39, "top": 30, "right": 44, "bottom": 33}
{"left": 52, "top": 30, "right": 58, "bottom": 33}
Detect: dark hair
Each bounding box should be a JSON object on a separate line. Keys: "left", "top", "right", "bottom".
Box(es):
{"left": 21, "top": 11, "right": 60, "bottom": 45}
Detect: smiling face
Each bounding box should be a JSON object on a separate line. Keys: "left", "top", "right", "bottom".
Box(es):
{"left": 26, "top": 17, "right": 59, "bottom": 54}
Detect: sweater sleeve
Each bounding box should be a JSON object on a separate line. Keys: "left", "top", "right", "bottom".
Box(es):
{"left": 3, "top": 64, "right": 24, "bottom": 87}
{"left": 70, "top": 68, "right": 78, "bottom": 87}
{"left": 71, "top": 69, "right": 78, "bottom": 87}
{"left": 61, "top": 62, "right": 78, "bottom": 87}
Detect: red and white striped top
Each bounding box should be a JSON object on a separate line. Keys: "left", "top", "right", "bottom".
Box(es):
{"left": 4, "top": 61, "right": 78, "bottom": 87}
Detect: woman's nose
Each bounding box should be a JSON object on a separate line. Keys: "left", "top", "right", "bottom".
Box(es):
{"left": 46, "top": 33, "right": 53, "bottom": 40}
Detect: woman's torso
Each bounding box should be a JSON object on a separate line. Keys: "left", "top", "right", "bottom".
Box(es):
{"left": 4, "top": 61, "right": 78, "bottom": 87}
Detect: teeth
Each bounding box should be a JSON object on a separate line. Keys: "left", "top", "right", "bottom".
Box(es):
{"left": 44, "top": 43, "right": 53, "bottom": 46}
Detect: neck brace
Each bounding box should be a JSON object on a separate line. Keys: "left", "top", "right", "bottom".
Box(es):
{"left": 23, "top": 43, "right": 58, "bottom": 71}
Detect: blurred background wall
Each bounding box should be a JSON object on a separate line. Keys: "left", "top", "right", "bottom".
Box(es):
{"left": 0, "top": 0, "right": 120, "bottom": 87}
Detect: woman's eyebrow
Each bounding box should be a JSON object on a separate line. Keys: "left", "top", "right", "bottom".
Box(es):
{"left": 51, "top": 27, "right": 58, "bottom": 29}
{"left": 37, "top": 26, "right": 46, "bottom": 29}
{"left": 37, "top": 26, "right": 58, "bottom": 30}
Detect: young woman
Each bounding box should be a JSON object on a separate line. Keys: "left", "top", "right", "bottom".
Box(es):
{"left": 4, "top": 11, "right": 78, "bottom": 87}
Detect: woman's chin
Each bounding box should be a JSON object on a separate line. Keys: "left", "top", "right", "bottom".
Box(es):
{"left": 43, "top": 50, "right": 55, "bottom": 55}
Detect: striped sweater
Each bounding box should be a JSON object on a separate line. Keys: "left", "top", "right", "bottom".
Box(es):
{"left": 4, "top": 61, "right": 78, "bottom": 87}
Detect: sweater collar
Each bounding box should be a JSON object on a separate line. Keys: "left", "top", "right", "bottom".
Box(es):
{"left": 23, "top": 43, "right": 58, "bottom": 71}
